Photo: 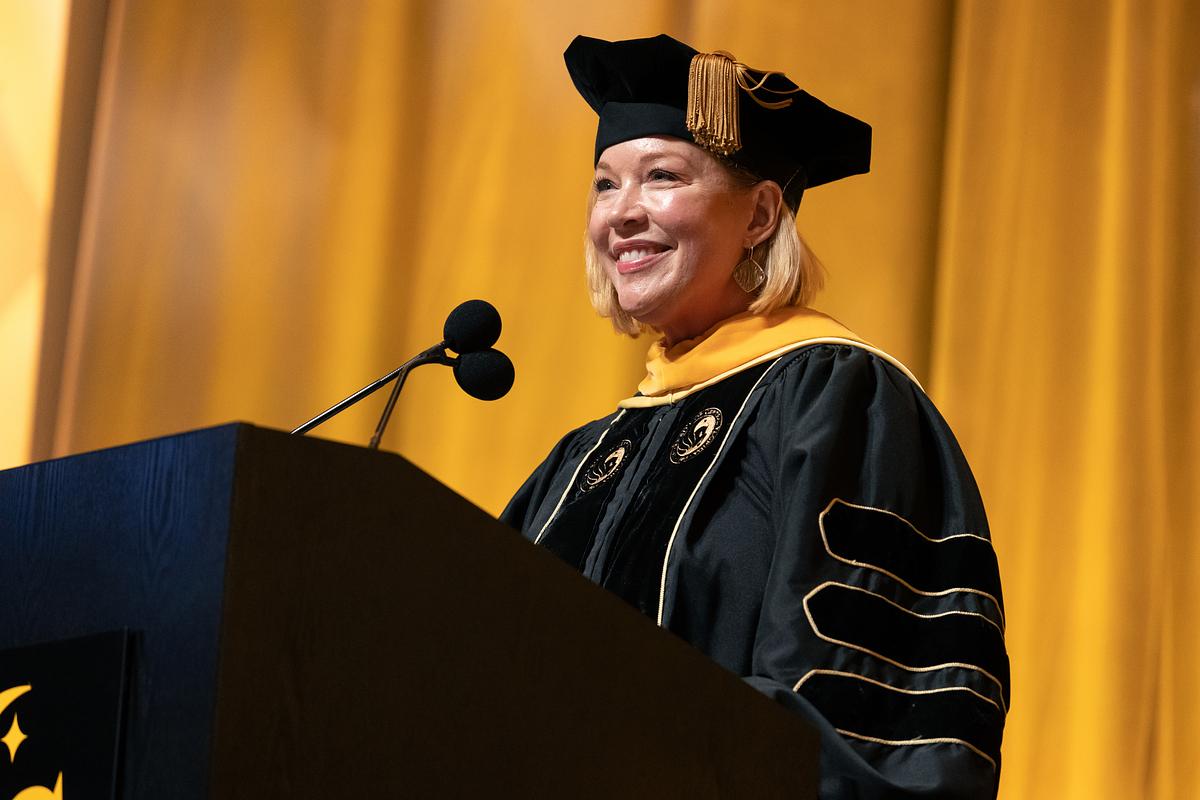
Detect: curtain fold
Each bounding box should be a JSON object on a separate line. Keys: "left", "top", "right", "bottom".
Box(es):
{"left": 0, "top": 0, "right": 72, "bottom": 469}
{"left": 932, "top": 1, "right": 1200, "bottom": 796}
{"left": 21, "top": 0, "right": 1200, "bottom": 795}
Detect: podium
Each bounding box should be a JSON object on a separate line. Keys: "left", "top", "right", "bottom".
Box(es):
{"left": 0, "top": 423, "right": 818, "bottom": 797}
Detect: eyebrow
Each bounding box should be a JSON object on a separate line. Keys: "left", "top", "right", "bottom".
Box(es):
{"left": 596, "top": 149, "right": 685, "bottom": 173}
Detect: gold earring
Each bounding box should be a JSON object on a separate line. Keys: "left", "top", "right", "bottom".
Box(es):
{"left": 733, "top": 245, "right": 766, "bottom": 293}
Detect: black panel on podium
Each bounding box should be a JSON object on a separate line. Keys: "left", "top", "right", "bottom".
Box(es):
{"left": 0, "top": 423, "right": 818, "bottom": 797}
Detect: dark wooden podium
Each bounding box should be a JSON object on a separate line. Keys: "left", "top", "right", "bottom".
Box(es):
{"left": 0, "top": 423, "right": 818, "bottom": 798}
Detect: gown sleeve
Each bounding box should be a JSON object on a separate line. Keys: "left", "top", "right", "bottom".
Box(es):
{"left": 746, "top": 345, "right": 1007, "bottom": 799}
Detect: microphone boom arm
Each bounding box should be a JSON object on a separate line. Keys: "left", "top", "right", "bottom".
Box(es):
{"left": 291, "top": 342, "right": 450, "bottom": 436}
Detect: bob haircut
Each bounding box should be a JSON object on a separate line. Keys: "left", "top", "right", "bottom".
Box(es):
{"left": 584, "top": 158, "right": 826, "bottom": 337}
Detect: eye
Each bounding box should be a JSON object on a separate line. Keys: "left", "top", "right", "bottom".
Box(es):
{"left": 593, "top": 177, "right": 616, "bottom": 192}
{"left": 648, "top": 168, "right": 678, "bottom": 182}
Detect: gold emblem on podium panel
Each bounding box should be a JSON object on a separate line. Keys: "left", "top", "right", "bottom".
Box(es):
{"left": 1, "top": 685, "right": 64, "bottom": 800}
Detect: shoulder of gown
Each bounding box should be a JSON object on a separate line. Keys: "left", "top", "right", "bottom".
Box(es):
{"left": 737, "top": 343, "right": 1007, "bottom": 799}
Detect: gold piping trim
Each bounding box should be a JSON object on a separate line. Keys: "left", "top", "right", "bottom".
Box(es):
{"left": 656, "top": 360, "right": 782, "bottom": 625}
{"left": 534, "top": 410, "right": 626, "bottom": 545}
{"left": 829, "top": 498, "right": 993, "bottom": 546}
{"left": 819, "top": 498, "right": 1006, "bottom": 631}
{"left": 793, "top": 668, "right": 1001, "bottom": 712}
{"left": 834, "top": 728, "right": 997, "bottom": 771}
{"left": 802, "top": 584, "right": 1009, "bottom": 712}
{"left": 618, "top": 338, "right": 923, "bottom": 408}
{"left": 807, "top": 581, "right": 1005, "bottom": 639}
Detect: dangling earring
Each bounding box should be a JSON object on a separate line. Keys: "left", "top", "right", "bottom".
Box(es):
{"left": 733, "top": 244, "right": 766, "bottom": 293}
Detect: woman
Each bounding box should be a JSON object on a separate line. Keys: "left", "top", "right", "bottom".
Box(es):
{"left": 503, "top": 34, "right": 1007, "bottom": 799}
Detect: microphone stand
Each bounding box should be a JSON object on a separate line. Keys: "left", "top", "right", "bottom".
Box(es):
{"left": 291, "top": 342, "right": 451, "bottom": 437}
{"left": 366, "top": 348, "right": 455, "bottom": 450}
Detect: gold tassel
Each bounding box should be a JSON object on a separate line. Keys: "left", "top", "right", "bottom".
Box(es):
{"left": 686, "top": 50, "right": 804, "bottom": 156}
{"left": 687, "top": 51, "right": 741, "bottom": 155}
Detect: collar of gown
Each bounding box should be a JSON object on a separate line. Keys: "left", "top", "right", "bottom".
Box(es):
{"left": 622, "top": 305, "right": 888, "bottom": 407}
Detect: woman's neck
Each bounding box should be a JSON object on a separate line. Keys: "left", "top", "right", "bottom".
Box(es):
{"left": 656, "top": 289, "right": 752, "bottom": 348}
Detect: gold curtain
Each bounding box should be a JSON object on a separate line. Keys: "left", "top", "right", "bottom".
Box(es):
{"left": 12, "top": 0, "right": 1199, "bottom": 795}
{"left": 0, "top": 0, "right": 70, "bottom": 469}
{"left": 932, "top": 2, "right": 1200, "bottom": 796}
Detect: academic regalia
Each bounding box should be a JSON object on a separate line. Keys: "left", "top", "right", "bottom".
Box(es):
{"left": 511, "top": 33, "right": 1008, "bottom": 798}
{"left": 502, "top": 307, "right": 1007, "bottom": 798}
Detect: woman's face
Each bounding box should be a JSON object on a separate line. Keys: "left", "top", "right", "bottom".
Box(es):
{"left": 589, "top": 136, "right": 758, "bottom": 343}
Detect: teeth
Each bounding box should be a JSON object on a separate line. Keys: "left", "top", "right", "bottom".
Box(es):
{"left": 617, "top": 248, "right": 661, "bottom": 263}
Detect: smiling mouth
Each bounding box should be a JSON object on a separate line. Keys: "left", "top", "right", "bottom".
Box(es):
{"left": 616, "top": 246, "right": 665, "bottom": 263}
{"left": 613, "top": 244, "right": 671, "bottom": 273}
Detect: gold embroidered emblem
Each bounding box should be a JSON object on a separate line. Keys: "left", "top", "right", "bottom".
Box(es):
{"left": 669, "top": 408, "right": 723, "bottom": 464}
{"left": 580, "top": 439, "right": 632, "bottom": 492}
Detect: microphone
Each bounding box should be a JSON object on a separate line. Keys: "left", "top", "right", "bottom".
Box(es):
{"left": 443, "top": 299, "right": 501, "bottom": 353}
{"left": 290, "top": 300, "right": 514, "bottom": 446}
{"left": 454, "top": 348, "right": 515, "bottom": 400}
{"left": 366, "top": 302, "right": 512, "bottom": 447}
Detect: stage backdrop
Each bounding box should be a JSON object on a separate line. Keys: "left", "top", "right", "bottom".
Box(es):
{"left": 4, "top": 1, "right": 1198, "bottom": 798}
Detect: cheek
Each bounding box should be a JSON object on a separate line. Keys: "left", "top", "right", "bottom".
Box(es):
{"left": 656, "top": 193, "right": 720, "bottom": 244}
{"left": 694, "top": 196, "right": 748, "bottom": 254}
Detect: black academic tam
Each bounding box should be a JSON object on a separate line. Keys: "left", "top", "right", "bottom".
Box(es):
{"left": 564, "top": 34, "right": 872, "bottom": 209}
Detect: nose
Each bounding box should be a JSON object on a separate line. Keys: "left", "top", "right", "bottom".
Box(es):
{"left": 605, "top": 185, "right": 648, "bottom": 230}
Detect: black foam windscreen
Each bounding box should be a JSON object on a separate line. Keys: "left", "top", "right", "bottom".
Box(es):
{"left": 443, "top": 300, "right": 501, "bottom": 354}
{"left": 453, "top": 348, "right": 515, "bottom": 401}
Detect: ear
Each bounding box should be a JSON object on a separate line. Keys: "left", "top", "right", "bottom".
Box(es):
{"left": 744, "top": 180, "right": 784, "bottom": 248}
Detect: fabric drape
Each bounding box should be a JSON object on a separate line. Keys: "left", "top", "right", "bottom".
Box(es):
{"left": 12, "top": 1, "right": 1199, "bottom": 796}
{"left": 931, "top": 2, "right": 1200, "bottom": 796}
{"left": 0, "top": 1, "right": 71, "bottom": 470}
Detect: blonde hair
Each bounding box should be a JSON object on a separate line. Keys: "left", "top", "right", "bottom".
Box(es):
{"left": 583, "top": 164, "right": 825, "bottom": 337}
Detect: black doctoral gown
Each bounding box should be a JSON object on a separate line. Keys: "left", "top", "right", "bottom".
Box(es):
{"left": 502, "top": 341, "right": 1008, "bottom": 799}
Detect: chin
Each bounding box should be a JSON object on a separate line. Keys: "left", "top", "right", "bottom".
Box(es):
{"left": 617, "top": 296, "right": 665, "bottom": 327}
{"left": 615, "top": 283, "right": 676, "bottom": 324}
